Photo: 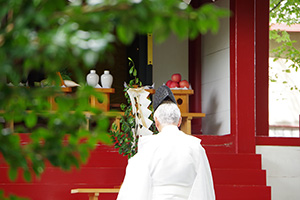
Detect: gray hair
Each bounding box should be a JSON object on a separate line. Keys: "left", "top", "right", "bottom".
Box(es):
{"left": 154, "top": 101, "right": 181, "bottom": 126}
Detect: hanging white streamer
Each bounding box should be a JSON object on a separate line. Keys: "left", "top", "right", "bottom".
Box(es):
{"left": 127, "top": 88, "right": 153, "bottom": 137}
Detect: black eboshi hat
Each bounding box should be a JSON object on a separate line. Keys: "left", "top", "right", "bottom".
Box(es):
{"left": 153, "top": 85, "right": 177, "bottom": 111}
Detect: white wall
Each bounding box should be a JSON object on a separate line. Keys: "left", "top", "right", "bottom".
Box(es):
{"left": 201, "top": 0, "right": 230, "bottom": 135}
{"left": 152, "top": 0, "right": 230, "bottom": 135}
{"left": 152, "top": 34, "right": 189, "bottom": 88}
{"left": 256, "top": 146, "right": 300, "bottom": 200}
{"left": 269, "top": 57, "right": 300, "bottom": 137}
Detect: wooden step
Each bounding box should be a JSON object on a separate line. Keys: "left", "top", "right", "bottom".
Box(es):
{"left": 215, "top": 185, "right": 271, "bottom": 200}
{"left": 1, "top": 167, "right": 267, "bottom": 187}
{"left": 0, "top": 167, "right": 125, "bottom": 187}
{"left": 197, "top": 135, "right": 236, "bottom": 153}
{"left": 212, "top": 169, "right": 267, "bottom": 185}
{"left": 0, "top": 184, "right": 119, "bottom": 200}
{"left": 207, "top": 153, "right": 262, "bottom": 169}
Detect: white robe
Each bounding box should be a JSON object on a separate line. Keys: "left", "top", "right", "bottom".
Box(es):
{"left": 117, "top": 125, "right": 215, "bottom": 200}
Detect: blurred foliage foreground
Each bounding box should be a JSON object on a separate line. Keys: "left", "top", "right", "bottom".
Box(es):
{"left": 0, "top": 0, "right": 229, "bottom": 199}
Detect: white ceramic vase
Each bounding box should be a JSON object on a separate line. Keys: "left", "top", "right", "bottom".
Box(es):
{"left": 101, "top": 70, "right": 113, "bottom": 88}
{"left": 86, "top": 70, "right": 99, "bottom": 87}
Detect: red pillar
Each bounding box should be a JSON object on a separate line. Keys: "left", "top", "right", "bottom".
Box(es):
{"left": 230, "top": 0, "right": 256, "bottom": 153}
{"left": 255, "top": 0, "right": 269, "bottom": 136}
{"left": 189, "top": 36, "right": 202, "bottom": 134}
{"left": 189, "top": 0, "right": 203, "bottom": 134}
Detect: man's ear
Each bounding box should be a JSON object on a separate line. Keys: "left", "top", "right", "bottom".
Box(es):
{"left": 177, "top": 117, "right": 182, "bottom": 128}
{"left": 154, "top": 117, "right": 160, "bottom": 132}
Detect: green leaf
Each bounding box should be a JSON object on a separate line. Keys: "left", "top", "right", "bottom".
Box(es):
{"left": 112, "top": 122, "right": 118, "bottom": 130}
{"left": 97, "top": 117, "right": 109, "bottom": 130}
{"left": 116, "top": 25, "right": 134, "bottom": 45}
{"left": 98, "top": 132, "right": 113, "bottom": 145}
{"left": 9, "top": 167, "right": 18, "bottom": 181}
{"left": 78, "top": 145, "right": 89, "bottom": 164}
{"left": 120, "top": 103, "right": 126, "bottom": 110}
{"left": 118, "top": 148, "right": 123, "bottom": 154}
{"left": 23, "top": 169, "right": 32, "bottom": 182}
{"left": 133, "top": 69, "right": 137, "bottom": 77}
{"left": 25, "top": 112, "right": 37, "bottom": 128}
{"left": 128, "top": 57, "right": 134, "bottom": 65}
{"left": 129, "top": 66, "right": 134, "bottom": 74}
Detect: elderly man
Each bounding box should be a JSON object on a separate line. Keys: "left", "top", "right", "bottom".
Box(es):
{"left": 117, "top": 85, "right": 215, "bottom": 200}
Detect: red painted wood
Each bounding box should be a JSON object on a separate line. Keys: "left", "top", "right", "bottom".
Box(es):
{"left": 256, "top": 136, "right": 300, "bottom": 146}
{"left": 81, "top": 145, "right": 128, "bottom": 167}
{"left": 1, "top": 185, "right": 118, "bottom": 200}
{"left": 215, "top": 185, "right": 271, "bottom": 200}
{"left": 188, "top": 35, "right": 203, "bottom": 134}
{"left": 255, "top": 0, "right": 270, "bottom": 136}
{"left": 1, "top": 138, "right": 271, "bottom": 200}
{"left": 207, "top": 153, "right": 262, "bottom": 169}
{"left": 0, "top": 168, "right": 124, "bottom": 186}
{"left": 195, "top": 134, "right": 235, "bottom": 153}
{"left": 229, "top": 0, "right": 237, "bottom": 141}
{"left": 189, "top": 0, "right": 203, "bottom": 135}
{"left": 212, "top": 169, "right": 267, "bottom": 185}
{"left": 0, "top": 140, "right": 127, "bottom": 200}
{"left": 230, "top": 0, "right": 256, "bottom": 153}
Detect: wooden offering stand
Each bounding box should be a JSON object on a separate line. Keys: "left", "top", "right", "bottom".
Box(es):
{"left": 49, "top": 87, "right": 115, "bottom": 112}
{"left": 48, "top": 72, "right": 74, "bottom": 110}
{"left": 171, "top": 89, "right": 205, "bottom": 135}
{"left": 90, "top": 87, "right": 153, "bottom": 112}
{"left": 48, "top": 87, "right": 73, "bottom": 110}
{"left": 71, "top": 188, "right": 120, "bottom": 200}
{"left": 171, "top": 89, "right": 194, "bottom": 113}
{"left": 90, "top": 88, "right": 115, "bottom": 112}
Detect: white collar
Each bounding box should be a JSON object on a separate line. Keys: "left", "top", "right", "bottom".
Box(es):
{"left": 160, "top": 125, "right": 180, "bottom": 133}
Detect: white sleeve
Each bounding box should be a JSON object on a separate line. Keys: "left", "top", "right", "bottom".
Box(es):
{"left": 188, "top": 146, "right": 215, "bottom": 200}
{"left": 117, "top": 153, "right": 152, "bottom": 200}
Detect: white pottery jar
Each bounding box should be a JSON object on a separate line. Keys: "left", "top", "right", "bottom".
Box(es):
{"left": 86, "top": 70, "right": 99, "bottom": 87}
{"left": 101, "top": 70, "right": 113, "bottom": 88}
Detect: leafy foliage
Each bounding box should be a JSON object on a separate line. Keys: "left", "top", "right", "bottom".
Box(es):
{"left": 110, "top": 86, "right": 138, "bottom": 158}
{"left": 128, "top": 57, "right": 142, "bottom": 86}
{"left": 270, "top": 0, "right": 300, "bottom": 72}
{"left": 270, "top": 0, "right": 300, "bottom": 25}
{"left": 0, "top": 86, "right": 110, "bottom": 179}
{"left": 110, "top": 58, "right": 157, "bottom": 158}
{"left": 0, "top": 0, "right": 229, "bottom": 199}
{"left": 0, "top": 190, "right": 28, "bottom": 200}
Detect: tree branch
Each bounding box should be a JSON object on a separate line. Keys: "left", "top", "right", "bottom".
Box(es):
{"left": 270, "top": 0, "right": 284, "bottom": 13}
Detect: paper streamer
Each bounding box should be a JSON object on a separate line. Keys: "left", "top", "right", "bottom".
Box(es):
{"left": 127, "top": 88, "right": 153, "bottom": 137}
